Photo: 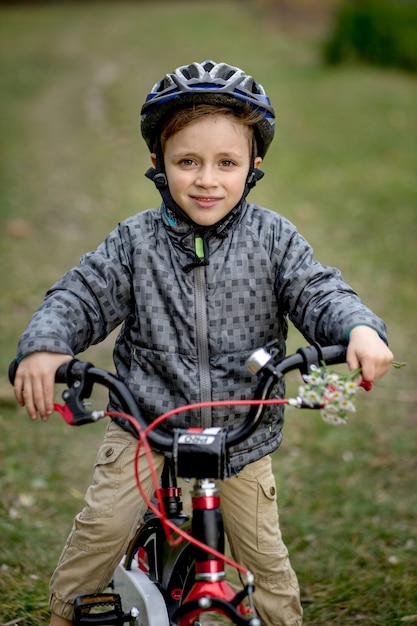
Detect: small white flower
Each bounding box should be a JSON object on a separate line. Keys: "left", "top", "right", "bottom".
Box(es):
{"left": 323, "top": 402, "right": 340, "bottom": 414}
{"left": 326, "top": 373, "right": 340, "bottom": 384}
{"left": 333, "top": 414, "right": 348, "bottom": 425}
{"left": 302, "top": 373, "right": 321, "bottom": 385}
{"left": 344, "top": 381, "right": 358, "bottom": 395}
{"left": 321, "top": 409, "right": 347, "bottom": 425}
{"left": 339, "top": 399, "right": 356, "bottom": 412}
{"left": 328, "top": 389, "right": 343, "bottom": 401}
{"left": 304, "top": 389, "right": 321, "bottom": 407}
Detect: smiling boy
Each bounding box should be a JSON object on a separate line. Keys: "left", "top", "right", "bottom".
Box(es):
{"left": 13, "top": 61, "right": 393, "bottom": 626}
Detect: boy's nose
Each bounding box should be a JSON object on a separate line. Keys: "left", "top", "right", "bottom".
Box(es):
{"left": 196, "top": 165, "right": 217, "bottom": 188}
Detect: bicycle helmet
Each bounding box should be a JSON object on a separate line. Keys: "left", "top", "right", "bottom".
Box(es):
{"left": 141, "top": 60, "right": 275, "bottom": 158}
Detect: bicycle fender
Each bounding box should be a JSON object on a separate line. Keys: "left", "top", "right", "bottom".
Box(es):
{"left": 111, "top": 559, "right": 169, "bottom": 625}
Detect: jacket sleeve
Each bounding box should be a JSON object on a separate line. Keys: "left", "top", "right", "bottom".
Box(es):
{"left": 17, "top": 223, "right": 133, "bottom": 358}
{"left": 274, "top": 221, "right": 388, "bottom": 346}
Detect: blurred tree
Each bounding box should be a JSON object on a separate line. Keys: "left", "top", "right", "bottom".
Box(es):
{"left": 323, "top": 0, "right": 417, "bottom": 72}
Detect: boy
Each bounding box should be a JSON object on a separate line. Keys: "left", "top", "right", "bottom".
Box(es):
{"left": 13, "top": 60, "right": 393, "bottom": 626}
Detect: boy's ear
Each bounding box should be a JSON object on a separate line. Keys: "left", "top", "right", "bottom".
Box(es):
{"left": 151, "top": 153, "right": 157, "bottom": 167}
{"left": 254, "top": 156, "right": 263, "bottom": 168}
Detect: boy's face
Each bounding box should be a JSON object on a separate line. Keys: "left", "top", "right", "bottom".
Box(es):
{"left": 153, "top": 114, "right": 262, "bottom": 227}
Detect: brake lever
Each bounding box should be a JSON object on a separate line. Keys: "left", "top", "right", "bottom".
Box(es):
{"left": 57, "top": 361, "right": 104, "bottom": 426}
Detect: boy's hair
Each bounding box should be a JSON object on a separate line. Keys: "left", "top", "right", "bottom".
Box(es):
{"left": 159, "top": 103, "right": 265, "bottom": 155}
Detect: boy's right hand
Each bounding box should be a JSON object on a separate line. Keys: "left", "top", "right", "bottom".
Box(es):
{"left": 14, "top": 352, "right": 73, "bottom": 421}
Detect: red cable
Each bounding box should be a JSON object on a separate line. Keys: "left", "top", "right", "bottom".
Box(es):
{"left": 142, "top": 397, "right": 288, "bottom": 436}
{"left": 105, "top": 396, "right": 289, "bottom": 577}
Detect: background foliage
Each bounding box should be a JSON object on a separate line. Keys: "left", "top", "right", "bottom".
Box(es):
{"left": 0, "top": 2, "right": 416, "bottom": 625}
{"left": 324, "top": 0, "right": 417, "bottom": 71}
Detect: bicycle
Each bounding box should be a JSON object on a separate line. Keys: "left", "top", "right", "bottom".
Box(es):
{"left": 9, "top": 342, "right": 354, "bottom": 625}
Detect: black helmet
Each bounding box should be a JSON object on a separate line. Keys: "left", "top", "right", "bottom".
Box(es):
{"left": 141, "top": 60, "right": 275, "bottom": 158}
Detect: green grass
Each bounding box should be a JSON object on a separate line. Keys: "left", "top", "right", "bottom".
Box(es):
{"left": 0, "top": 2, "right": 416, "bottom": 625}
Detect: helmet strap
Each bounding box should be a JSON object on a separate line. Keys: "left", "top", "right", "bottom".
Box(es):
{"left": 145, "top": 140, "right": 197, "bottom": 226}
{"left": 242, "top": 137, "right": 264, "bottom": 198}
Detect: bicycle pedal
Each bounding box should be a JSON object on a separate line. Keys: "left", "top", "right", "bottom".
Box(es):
{"left": 74, "top": 593, "right": 128, "bottom": 625}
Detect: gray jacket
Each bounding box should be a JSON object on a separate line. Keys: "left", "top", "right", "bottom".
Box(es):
{"left": 18, "top": 202, "right": 387, "bottom": 472}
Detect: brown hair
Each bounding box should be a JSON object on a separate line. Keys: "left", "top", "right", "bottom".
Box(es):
{"left": 158, "top": 103, "right": 264, "bottom": 155}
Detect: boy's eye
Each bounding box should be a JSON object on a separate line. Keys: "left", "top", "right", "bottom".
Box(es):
{"left": 220, "top": 160, "right": 235, "bottom": 168}
{"left": 180, "top": 158, "right": 195, "bottom": 166}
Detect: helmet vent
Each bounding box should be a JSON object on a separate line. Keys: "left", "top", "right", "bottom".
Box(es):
{"left": 202, "top": 60, "right": 215, "bottom": 72}
{"left": 181, "top": 66, "right": 197, "bottom": 80}
{"left": 224, "top": 69, "right": 236, "bottom": 81}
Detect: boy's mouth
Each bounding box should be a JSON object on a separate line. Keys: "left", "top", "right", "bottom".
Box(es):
{"left": 190, "top": 195, "right": 222, "bottom": 208}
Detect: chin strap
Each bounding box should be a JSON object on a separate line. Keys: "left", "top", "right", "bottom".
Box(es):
{"left": 246, "top": 167, "right": 264, "bottom": 191}
{"left": 145, "top": 167, "right": 179, "bottom": 210}
{"left": 145, "top": 139, "right": 195, "bottom": 226}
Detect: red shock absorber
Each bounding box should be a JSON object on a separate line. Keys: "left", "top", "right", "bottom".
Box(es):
{"left": 179, "top": 479, "right": 247, "bottom": 624}
{"left": 191, "top": 479, "right": 225, "bottom": 581}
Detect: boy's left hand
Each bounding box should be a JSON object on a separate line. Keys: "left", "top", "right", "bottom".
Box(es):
{"left": 346, "top": 325, "right": 394, "bottom": 383}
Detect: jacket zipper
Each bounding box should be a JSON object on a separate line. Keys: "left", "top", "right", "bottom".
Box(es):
{"left": 194, "top": 237, "right": 212, "bottom": 428}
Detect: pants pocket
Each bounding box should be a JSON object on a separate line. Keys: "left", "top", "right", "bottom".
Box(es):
{"left": 257, "top": 470, "right": 280, "bottom": 552}
{"left": 81, "top": 440, "right": 129, "bottom": 519}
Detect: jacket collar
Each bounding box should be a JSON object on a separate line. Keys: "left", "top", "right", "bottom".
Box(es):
{"left": 160, "top": 200, "right": 247, "bottom": 273}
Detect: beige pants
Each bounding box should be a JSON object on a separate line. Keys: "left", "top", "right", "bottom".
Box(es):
{"left": 50, "top": 421, "right": 302, "bottom": 626}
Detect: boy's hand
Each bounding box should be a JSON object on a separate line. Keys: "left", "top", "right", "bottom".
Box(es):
{"left": 14, "top": 352, "right": 73, "bottom": 421}
{"left": 346, "top": 326, "right": 393, "bottom": 383}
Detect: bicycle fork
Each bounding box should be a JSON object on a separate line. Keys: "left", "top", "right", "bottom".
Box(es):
{"left": 173, "top": 479, "right": 261, "bottom": 626}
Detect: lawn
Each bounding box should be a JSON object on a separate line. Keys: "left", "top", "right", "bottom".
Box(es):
{"left": 0, "top": 2, "right": 416, "bottom": 625}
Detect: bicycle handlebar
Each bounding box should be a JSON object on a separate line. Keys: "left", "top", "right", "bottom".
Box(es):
{"left": 8, "top": 343, "right": 347, "bottom": 454}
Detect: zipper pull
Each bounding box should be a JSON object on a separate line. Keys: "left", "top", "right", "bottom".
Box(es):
{"left": 195, "top": 236, "right": 205, "bottom": 260}
{"left": 183, "top": 235, "right": 210, "bottom": 272}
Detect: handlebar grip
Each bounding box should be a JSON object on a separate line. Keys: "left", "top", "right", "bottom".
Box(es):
{"left": 8, "top": 359, "right": 19, "bottom": 385}
{"left": 318, "top": 344, "right": 347, "bottom": 366}
{"left": 55, "top": 362, "right": 72, "bottom": 383}
{"left": 8, "top": 358, "right": 75, "bottom": 385}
